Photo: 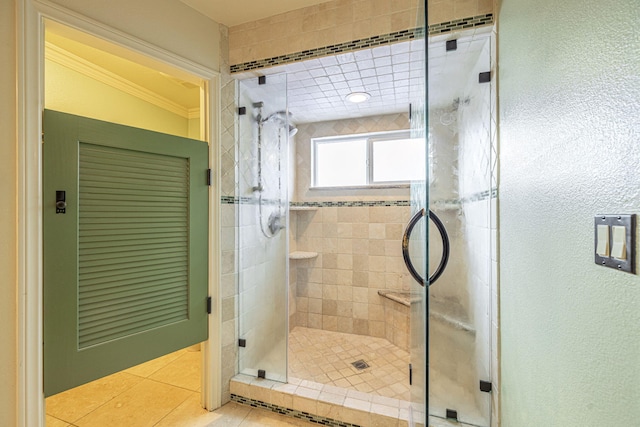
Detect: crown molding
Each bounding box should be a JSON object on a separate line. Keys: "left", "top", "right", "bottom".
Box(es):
{"left": 45, "top": 42, "right": 199, "bottom": 119}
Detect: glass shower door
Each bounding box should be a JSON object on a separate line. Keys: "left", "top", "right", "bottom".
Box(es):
{"left": 407, "top": 2, "right": 494, "bottom": 426}
{"left": 427, "top": 28, "right": 493, "bottom": 426}
{"left": 407, "top": 1, "right": 428, "bottom": 424}
{"left": 237, "top": 74, "right": 289, "bottom": 382}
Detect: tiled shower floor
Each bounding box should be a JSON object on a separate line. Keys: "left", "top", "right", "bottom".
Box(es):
{"left": 289, "top": 326, "right": 410, "bottom": 401}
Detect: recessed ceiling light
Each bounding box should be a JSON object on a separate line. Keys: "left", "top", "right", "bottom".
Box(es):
{"left": 346, "top": 92, "right": 371, "bottom": 103}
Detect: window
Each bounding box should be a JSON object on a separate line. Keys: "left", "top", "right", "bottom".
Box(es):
{"left": 312, "top": 130, "right": 425, "bottom": 188}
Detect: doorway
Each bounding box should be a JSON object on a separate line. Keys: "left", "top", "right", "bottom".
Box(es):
{"left": 17, "top": 5, "right": 222, "bottom": 425}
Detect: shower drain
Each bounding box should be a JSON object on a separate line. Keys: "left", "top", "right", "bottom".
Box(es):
{"left": 351, "top": 359, "right": 369, "bottom": 370}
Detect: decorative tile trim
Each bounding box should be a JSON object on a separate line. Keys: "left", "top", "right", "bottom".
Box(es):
{"left": 463, "top": 187, "right": 498, "bottom": 203}
{"left": 230, "top": 394, "right": 361, "bottom": 427}
{"left": 428, "top": 13, "right": 494, "bottom": 35}
{"left": 291, "top": 200, "right": 411, "bottom": 208}
{"left": 230, "top": 14, "right": 493, "bottom": 73}
{"left": 221, "top": 195, "right": 236, "bottom": 204}
{"left": 432, "top": 188, "right": 498, "bottom": 208}
{"left": 221, "top": 195, "right": 279, "bottom": 205}
{"left": 221, "top": 188, "right": 496, "bottom": 207}
{"left": 220, "top": 196, "right": 412, "bottom": 207}
{"left": 230, "top": 28, "right": 420, "bottom": 73}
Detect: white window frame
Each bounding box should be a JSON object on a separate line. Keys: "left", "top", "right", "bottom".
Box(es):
{"left": 311, "top": 129, "right": 421, "bottom": 189}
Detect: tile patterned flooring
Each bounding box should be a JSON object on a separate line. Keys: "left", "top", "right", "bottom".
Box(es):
{"left": 46, "top": 327, "right": 410, "bottom": 427}
{"left": 45, "top": 347, "right": 315, "bottom": 427}
{"left": 289, "top": 327, "right": 410, "bottom": 401}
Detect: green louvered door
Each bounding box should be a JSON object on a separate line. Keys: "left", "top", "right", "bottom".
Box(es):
{"left": 43, "top": 110, "right": 209, "bottom": 397}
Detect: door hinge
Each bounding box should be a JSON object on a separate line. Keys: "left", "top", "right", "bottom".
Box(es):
{"left": 409, "top": 363, "right": 413, "bottom": 385}
{"left": 479, "top": 71, "right": 491, "bottom": 83}
{"left": 206, "top": 169, "right": 212, "bottom": 186}
{"left": 238, "top": 339, "right": 246, "bottom": 347}
{"left": 446, "top": 409, "right": 458, "bottom": 421}
{"left": 206, "top": 296, "right": 212, "bottom": 314}
{"left": 480, "top": 380, "right": 492, "bottom": 393}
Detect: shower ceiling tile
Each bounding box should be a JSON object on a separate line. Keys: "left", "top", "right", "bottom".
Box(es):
{"left": 232, "top": 27, "right": 491, "bottom": 124}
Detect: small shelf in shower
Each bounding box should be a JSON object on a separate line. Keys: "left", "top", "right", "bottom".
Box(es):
{"left": 289, "top": 206, "right": 319, "bottom": 211}
{"left": 289, "top": 251, "right": 319, "bottom": 260}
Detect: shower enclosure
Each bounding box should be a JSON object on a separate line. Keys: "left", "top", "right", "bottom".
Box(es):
{"left": 233, "top": 17, "right": 495, "bottom": 427}
{"left": 237, "top": 73, "right": 290, "bottom": 382}
{"left": 406, "top": 26, "right": 495, "bottom": 426}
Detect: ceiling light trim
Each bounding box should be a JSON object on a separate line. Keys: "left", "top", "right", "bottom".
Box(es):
{"left": 346, "top": 92, "right": 371, "bottom": 103}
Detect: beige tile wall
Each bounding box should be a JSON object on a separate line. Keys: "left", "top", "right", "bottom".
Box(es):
{"left": 382, "top": 297, "right": 410, "bottom": 352}
{"left": 292, "top": 205, "right": 412, "bottom": 338}
{"left": 229, "top": 0, "right": 493, "bottom": 65}
{"left": 429, "top": 0, "right": 493, "bottom": 25}
{"left": 219, "top": 24, "right": 240, "bottom": 405}
{"left": 290, "top": 113, "right": 414, "bottom": 338}
{"left": 229, "top": 0, "right": 418, "bottom": 65}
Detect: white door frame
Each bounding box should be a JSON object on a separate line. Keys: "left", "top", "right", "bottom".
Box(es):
{"left": 16, "top": 1, "right": 222, "bottom": 425}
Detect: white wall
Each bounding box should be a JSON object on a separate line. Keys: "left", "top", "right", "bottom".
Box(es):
{"left": 498, "top": 0, "right": 640, "bottom": 425}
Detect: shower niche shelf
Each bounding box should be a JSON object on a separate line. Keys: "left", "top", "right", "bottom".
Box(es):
{"left": 289, "top": 251, "right": 318, "bottom": 260}
{"left": 289, "top": 206, "right": 318, "bottom": 211}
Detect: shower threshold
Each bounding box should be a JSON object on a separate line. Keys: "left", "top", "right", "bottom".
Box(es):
{"left": 230, "top": 373, "right": 409, "bottom": 426}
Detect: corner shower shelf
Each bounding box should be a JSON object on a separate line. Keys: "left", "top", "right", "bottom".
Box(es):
{"left": 289, "top": 251, "right": 319, "bottom": 260}
{"left": 289, "top": 206, "right": 319, "bottom": 211}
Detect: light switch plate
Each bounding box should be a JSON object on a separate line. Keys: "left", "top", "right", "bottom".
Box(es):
{"left": 594, "top": 214, "right": 636, "bottom": 273}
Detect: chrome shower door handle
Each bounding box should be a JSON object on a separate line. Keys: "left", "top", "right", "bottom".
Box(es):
{"left": 401, "top": 208, "right": 451, "bottom": 286}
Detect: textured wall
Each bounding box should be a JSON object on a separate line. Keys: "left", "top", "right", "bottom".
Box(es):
{"left": 498, "top": 0, "right": 640, "bottom": 425}
{"left": 0, "top": 0, "right": 17, "bottom": 424}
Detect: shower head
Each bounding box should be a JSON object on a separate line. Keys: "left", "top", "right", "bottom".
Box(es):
{"left": 262, "top": 110, "right": 291, "bottom": 124}
{"left": 263, "top": 110, "right": 297, "bottom": 137}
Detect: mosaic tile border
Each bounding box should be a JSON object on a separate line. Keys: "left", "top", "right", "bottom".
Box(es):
{"left": 432, "top": 187, "right": 498, "bottom": 208}
{"left": 220, "top": 196, "right": 412, "bottom": 207}
{"left": 291, "top": 200, "right": 411, "bottom": 208}
{"left": 220, "top": 189, "right": 496, "bottom": 208}
{"left": 464, "top": 187, "right": 498, "bottom": 203}
{"left": 230, "top": 394, "right": 361, "bottom": 427}
{"left": 230, "top": 14, "right": 493, "bottom": 73}
{"left": 429, "top": 13, "right": 494, "bottom": 35}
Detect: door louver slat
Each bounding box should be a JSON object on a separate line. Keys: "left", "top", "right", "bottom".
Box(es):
{"left": 79, "top": 291, "right": 188, "bottom": 324}
{"left": 80, "top": 279, "right": 189, "bottom": 305}
{"left": 79, "top": 262, "right": 187, "bottom": 282}
{"left": 78, "top": 143, "right": 190, "bottom": 349}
